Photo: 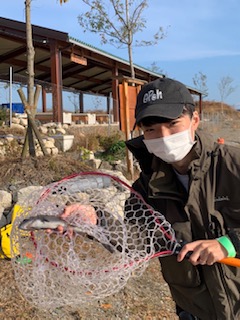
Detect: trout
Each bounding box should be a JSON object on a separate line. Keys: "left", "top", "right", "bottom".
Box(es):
{"left": 19, "top": 215, "right": 114, "bottom": 253}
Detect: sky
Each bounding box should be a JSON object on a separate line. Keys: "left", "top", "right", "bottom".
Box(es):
{"left": 1, "top": 0, "right": 240, "bottom": 108}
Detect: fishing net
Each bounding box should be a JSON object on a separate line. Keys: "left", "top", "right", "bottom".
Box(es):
{"left": 11, "top": 172, "right": 178, "bottom": 310}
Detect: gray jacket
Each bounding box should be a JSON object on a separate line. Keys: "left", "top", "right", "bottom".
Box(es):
{"left": 126, "top": 131, "right": 240, "bottom": 320}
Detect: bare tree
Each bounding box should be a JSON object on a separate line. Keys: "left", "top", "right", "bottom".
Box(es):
{"left": 24, "top": 0, "right": 69, "bottom": 108}
{"left": 192, "top": 71, "right": 208, "bottom": 99}
{"left": 148, "top": 62, "right": 167, "bottom": 76}
{"left": 78, "top": 0, "right": 168, "bottom": 78}
{"left": 18, "top": 0, "right": 69, "bottom": 157}
{"left": 25, "top": 0, "right": 35, "bottom": 110}
{"left": 218, "top": 76, "right": 236, "bottom": 113}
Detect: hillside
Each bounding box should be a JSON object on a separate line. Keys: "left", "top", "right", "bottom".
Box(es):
{"left": 196, "top": 100, "right": 240, "bottom": 118}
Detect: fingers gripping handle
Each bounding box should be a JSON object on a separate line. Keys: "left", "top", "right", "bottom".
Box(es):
{"left": 174, "top": 243, "right": 192, "bottom": 259}
{"left": 175, "top": 243, "right": 240, "bottom": 267}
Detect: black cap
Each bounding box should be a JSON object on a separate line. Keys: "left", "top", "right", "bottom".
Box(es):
{"left": 135, "top": 77, "right": 195, "bottom": 124}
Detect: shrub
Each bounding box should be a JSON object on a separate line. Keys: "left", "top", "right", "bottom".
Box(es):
{"left": 97, "top": 132, "right": 123, "bottom": 150}
{"left": 96, "top": 139, "right": 126, "bottom": 162}
{"left": 0, "top": 109, "right": 7, "bottom": 126}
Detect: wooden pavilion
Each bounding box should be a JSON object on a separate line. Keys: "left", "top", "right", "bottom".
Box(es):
{"left": 0, "top": 17, "right": 202, "bottom": 123}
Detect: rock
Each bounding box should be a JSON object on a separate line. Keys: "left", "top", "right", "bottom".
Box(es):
{"left": 0, "top": 190, "right": 12, "bottom": 208}
{"left": 17, "top": 186, "right": 43, "bottom": 205}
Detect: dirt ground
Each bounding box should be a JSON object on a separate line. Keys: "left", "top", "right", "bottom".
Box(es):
{"left": 0, "top": 257, "right": 177, "bottom": 320}
{"left": 0, "top": 121, "right": 240, "bottom": 320}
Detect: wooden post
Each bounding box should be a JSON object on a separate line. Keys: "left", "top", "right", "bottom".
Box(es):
{"left": 112, "top": 66, "right": 119, "bottom": 122}
{"left": 50, "top": 40, "right": 63, "bottom": 123}
{"left": 42, "top": 87, "right": 47, "bottom": 112}
{"left": 123, "top": 79, "right": 134, "bottom": 179}
{"left": 118, "top": 77, "right": 146, "bottom": 179}
{"left": 25, "top": 110, "right": 48, "bottom": 156}
{"left": 17, "top": 87, "right": 48, "bottom": 158}
{"left": 33, "top": 85, "right": 41, "bottom": 112}
{"left": 79, "top": 92, "right": 84, "bottom": 113}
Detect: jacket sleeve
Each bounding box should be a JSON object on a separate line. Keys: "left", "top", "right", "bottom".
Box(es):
{"left": 228, "top": 229, "right": 240, "bottom": 256}
{"left": 217, "top": 144, "right": 240, "bottom": 257}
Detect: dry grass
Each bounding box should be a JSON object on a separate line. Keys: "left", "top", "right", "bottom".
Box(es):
{"left": 0, "top": 154, "right": 92, "bottom": 192}
{"left": 67, "top": 124, "right": 125, "bottom": 152}
{"left": 196, "top": 100, "right": 240, "bottom": 118}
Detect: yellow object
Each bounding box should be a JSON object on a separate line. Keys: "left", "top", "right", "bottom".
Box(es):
{"left": 0, "top": 204, "right": 23, "bottom": 259}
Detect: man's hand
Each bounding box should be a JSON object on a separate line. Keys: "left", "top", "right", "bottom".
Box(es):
{"left": 48, "top": 204, "right": 97, "bottom": 237}
{"left": 61, "top": 204, "right": 97, "bottom": 224}
{"left": 177, "top": 239, "right": 228, "bottom": 266}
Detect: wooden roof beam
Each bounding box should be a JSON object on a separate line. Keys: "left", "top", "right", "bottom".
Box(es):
{"left": 0, "top": 46, "right": 26, "bottom": 63}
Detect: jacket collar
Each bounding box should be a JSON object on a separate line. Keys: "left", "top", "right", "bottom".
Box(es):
{"left": 148, "top": 131, "right": 219, "bottom": 199}
{"left": 188, "top": 130, "right": 220, "bottom": 179}
{"left": 126, "top": 130, "right": 220, "bottom": 193}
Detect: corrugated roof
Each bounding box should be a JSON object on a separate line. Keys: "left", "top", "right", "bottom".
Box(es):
{"left": 69, "top": 36, "right": 164, "bottom": 79}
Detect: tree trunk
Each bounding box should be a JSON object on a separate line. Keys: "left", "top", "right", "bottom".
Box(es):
{"left": 128, "top": 34, "right": 135, "bottom": 79}
{"left": 125, "top": 0, "right": 135, "bottom": 79}
{"left": 25, "top": 0, "right": 35, "bottom": 109}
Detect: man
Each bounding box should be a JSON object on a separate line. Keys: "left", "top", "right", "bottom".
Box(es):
{"left": 125, "top": 77, "right": 240, "bottom": 320}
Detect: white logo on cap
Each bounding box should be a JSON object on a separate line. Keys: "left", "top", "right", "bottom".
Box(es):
{"left": 143, "top": 89, "right": 163, "bottom": 103}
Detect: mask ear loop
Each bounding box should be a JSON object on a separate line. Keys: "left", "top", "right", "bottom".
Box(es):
{"left": 187, "top": 116, "right": 197, "bottom": 145}
{"left": 188, "top": 119, "right": 194, "bottom": 143}
{"left": 189, "top": 111, "right": 200, "bottom": 142}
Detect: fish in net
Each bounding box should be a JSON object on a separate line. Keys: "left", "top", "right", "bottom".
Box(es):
{"left": 10, "top": 171, "right": 181, "bottom": 310}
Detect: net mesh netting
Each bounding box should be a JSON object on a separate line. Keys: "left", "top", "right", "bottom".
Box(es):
{"left": 11, "top": 172, "right": 178, "bottom": 310}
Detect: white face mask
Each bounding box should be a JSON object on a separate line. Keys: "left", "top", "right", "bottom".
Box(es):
{"left": 143, "top": 125, "right": 196, "bottom": 163}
